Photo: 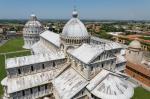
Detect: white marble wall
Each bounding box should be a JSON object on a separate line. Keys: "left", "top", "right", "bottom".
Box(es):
{"left": 6, "top": 59, "right": 66, "bottom": 78}
{"left": 9, "top": 84, "right": 52, "bottom": 99}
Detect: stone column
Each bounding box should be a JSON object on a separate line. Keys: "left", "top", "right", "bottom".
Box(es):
{"left": 85, "top": 66, "right": 90, "bottom": 80}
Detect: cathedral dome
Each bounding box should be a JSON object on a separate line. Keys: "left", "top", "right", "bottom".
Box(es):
{"left": 129, "top": 39, "right": 141, "bottom": 49}
{"left": 62, "top": 11, "right": 89, "bottom": 38}
{"left": 61, "top": 10, "right": 90, "bottom": 46}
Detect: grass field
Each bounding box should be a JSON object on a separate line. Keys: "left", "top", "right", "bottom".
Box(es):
{"left": 0, "top": 38, "right": 25, "bottom": 53}
{"left": 0, "top": 37, "right": 31, "bottom": 96}
{"left": 132, "top": 87, "right": 150, "bottom": 99}
{"left": 140, "top": 36, "right": 150, "bottom": 40}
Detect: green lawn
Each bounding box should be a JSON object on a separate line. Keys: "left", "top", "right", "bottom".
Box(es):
{"left": 0, "top": 55, "right": 5, "bottom": 96}
{"left": 0, "top": 37, "right": 31, "bottom": 96}
{"left": 0, "top": 37, "right": 25, "bottom": 53}
{"left": 132, "top": 87, "right": 150, "bottom": 99}
{"left": 140, "top": 36, "right": 150, "bottom": 40}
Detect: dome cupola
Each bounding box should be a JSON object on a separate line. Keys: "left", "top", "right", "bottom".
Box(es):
{"left": 72, "top": 10, "right": 78, "bottom": 18}
{"left": 61, "top": 9, "right": 90, "bottom": 46}
{"left": 23, "top": 14, "right": 43, "bottom": 49}
{"left": 129, "top": 39, "right": 141, "bottom": 51}
{"left": 30, "top": 14, "right": 37, "bottom": 21}
{"left": 24, "top": 14, "right": 42, "bottom": 28}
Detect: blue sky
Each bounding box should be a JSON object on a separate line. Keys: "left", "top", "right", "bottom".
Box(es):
{"left": 0, "top": 0, "right": 149, "bottom": 20}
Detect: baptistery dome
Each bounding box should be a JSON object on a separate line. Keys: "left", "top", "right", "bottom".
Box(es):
{"left": 23, "top": 14, "right": 43, "bottom": 49}
{"left": 61, "top": 10, "right": 90, "bottom": 46}
{"left": 25, "top": 14, "right": 42, "bottom": 28}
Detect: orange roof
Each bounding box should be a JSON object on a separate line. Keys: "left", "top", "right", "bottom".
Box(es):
{"left": 127, "top": 61, "right": 150, "bottom": 77}
{"left": 127, "top": 35, "right": 142, "bottom": 39}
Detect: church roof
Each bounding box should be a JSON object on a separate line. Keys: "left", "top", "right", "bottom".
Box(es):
{"left": 32, "top": 41, "right": 52, "bottom": 54}
{"left": 40, "top": 30, "right": 60, "bottom": 47}
{"left": 91, "top": 36, "right": 112, "bottom": 43}
{"left": 31, "top": 41, "right": 65, "bottom": 58}
{"left": 68, "top": 43, "right": 104, "bottom": 64}
{"left": 5, "top": 70, "right": 55, "bottom": 93}
{"left": 87, "top": 69, "right": 134, "bottom": 99}
{"left": 53, "top": 67, "right": 88, "bottom": 99}
{"left": 105, "top": 42, "right": 122, "bottom": 51}
{"left": 116, "top": 55, "right": 126, "bottom": 64}
{"left": 6, "top": 53, "right": 65, "bottom": 69}
{"left": 91, "top": 36, "right": 123, "bottom": 50}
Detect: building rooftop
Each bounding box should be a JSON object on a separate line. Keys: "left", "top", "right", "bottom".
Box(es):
{"left": 116, "top": 55, "right": 126, "bottom": 64}
{"left": 3, "top": 70, "right": 55, "bottom": 93}
{"left": 104, "top": 42, "right": 122, "bottom": 51}
{"left": 68, "top": 43, "right": 104, "bottom": 64}
{"left": 6, "top": 53, "right": 65, "bottom": 69}
{"left": 91, "top": 36, "right": 123, "bottom": 50}
{"left": 53, "top": 67, "right": 88, "bottom": 99}
{"left": 87, "top": 69, "right": 134, "bottom": 99}
{"left": 40, "top": 30, "right": 60, "bottom": 47}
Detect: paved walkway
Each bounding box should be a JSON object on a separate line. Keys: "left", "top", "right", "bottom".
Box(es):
{"left": 0, "top": 50, "right": 30, "bottom": 55}
{"left": 0, "top": 40, "right": 8, "bottom": 47}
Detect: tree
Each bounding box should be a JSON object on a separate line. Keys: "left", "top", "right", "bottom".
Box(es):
{"left": 97, "top": 30, "right": 113, "bottom": 40}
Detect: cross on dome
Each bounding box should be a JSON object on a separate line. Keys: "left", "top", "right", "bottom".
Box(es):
{"left": 72, "top": 6, "right": 78, "bottom": 18}
{"left": 30, "top": 14, "right": 37, "bottom": 21}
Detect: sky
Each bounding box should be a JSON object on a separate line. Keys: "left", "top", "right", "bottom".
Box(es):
{"left": 0, "top": 0, "right": 150, "bottom": 20}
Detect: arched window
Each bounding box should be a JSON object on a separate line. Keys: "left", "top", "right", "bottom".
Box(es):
{"left": 18, "top": 68, "right": 21, "bottom": 74}
{"left": 45, "top": 84, "right": 47, "bottom": 90}
{"left": 53, "top": 62, "right": 56, "bottom": 67}
{"left": 91, "top": 66, "right": 93, "bottom": 71}
{"left": 22, "top": 90, "right": 25, "bottom": 96}
{"left": 31, "top": 66, "right": 34, "bottom": 71}
{"left": 42, "top": 64, "right": 45, "bottom": 69}
{"left": 38, "top": 86, "right": 40, "bottom": 91}
{"left": 30, "top": 88, "right": 33, "bottom": 94}
{"left": 102, "top": 63, "right": 104, "bottom": 68}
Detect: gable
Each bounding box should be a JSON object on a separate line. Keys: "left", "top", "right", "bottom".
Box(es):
{"left": 40, "top": 30, "right": 60, "bottom": 47}
{"left": 68, "top": 44, "right": 104, "bottom": 64}
{"left": 90, "top": 51, "right": 115, "bottom": 64}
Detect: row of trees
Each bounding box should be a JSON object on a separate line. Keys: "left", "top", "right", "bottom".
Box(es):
{"left": 101, "top": 24, "right": 125, "bottom": 32}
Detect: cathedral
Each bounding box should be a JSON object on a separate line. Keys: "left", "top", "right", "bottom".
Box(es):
{"left": 1, "top": 10, "right": 134, "bottom": 99}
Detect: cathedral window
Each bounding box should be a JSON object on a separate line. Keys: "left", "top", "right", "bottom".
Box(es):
{"left": 91, "top": 94, "right": 94, "bottom": 98}
{"left": 30, "top": 88, "right": 33, "bottom": 94}
{"left": 38, "top": 86, "right": 40, "bottom": 91}
{"left": 91, "top": 66, "right": 93, "bottom": 71}
{"left": 102, "top": 63, "right": 104, "bottom": 68}
{"left": 98, "top": 56, "right": 101, "bottom": 60}
{"left": 82, "top": 91, "right": 84, "bottom": 95}
{"left": 42, "top": 64, "right": 45, "bottom": 69}
{"left": 18, "top": 68, "right": 21, "bottom": 74}
{"left": 45, "top": 84, "right": 47, "bottom": 90}
{"left": 22, "top": 90, "right": 25, "bottom": 96}
{"left": 81, "top": 66, "right": 84, "bottom": 71}
{"left": 111, "top": 61, "right": 113, "bottom": 65}
{"left": 31, "top": 66, "right": 34, "bottom": 71}
{"left": 53, "top": 62, "right": 56, "bottom": 67}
